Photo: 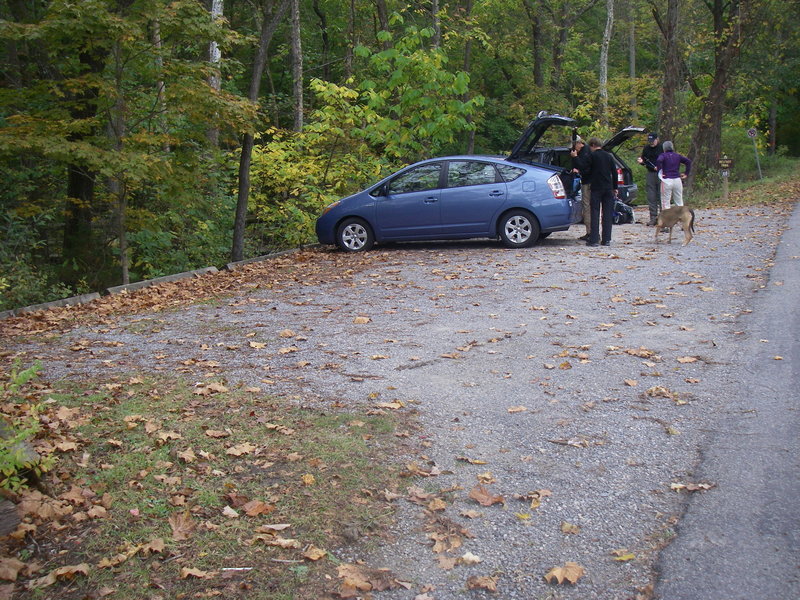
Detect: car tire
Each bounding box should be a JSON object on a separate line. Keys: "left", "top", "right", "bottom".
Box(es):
{"left": 336, "top": 218, "right": 374, "bottom": 252}
{"left": 499, "top": 210, "right": 539, "bottom": 248}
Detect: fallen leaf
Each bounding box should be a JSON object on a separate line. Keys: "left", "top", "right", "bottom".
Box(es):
{"left": 468, "top": 485, "right": 504, "bottom": 507}
{"left": 180, "top": 567, "right": 212, "bottom": 579}
{"left": 168, "top": 511, "right": 196, "bottom": 541}
{"left": 303, "top": 545, "right": 327, "bottom": 561}
{"left": 458, "top": 552, "right": 482, "bottom": 565}
{"left": 352, "top": 316, "right": 371, "bottom": 324}
{"left": 222, "top": 506, "right": 240, "bottom": 518}
{"left": 677, "top": 356, "right": 698, "bottom": 363}
{"left": 544, "top": 562, "right": 585, "bottom": 585}
{"left": 561, "top": 521, "right": 581, "bottom": 535}
{"left": 27, "top": 564, "right": 90, "bottom": 590}
{"left": 507, "top": 405, "right": 528, "bottom": 413}
{"left": 301, "top": 473, "right": 316, "bottom": 486}
{"left": 243, "top": 499, "right": 274, "bottom": 517}
{"left": 0, "top": 558, "right": 25, "bottom": 582}
{"left": 226, "top": 442, "right": 256, "bottom": 456}
{"left": 466, "top": 575, "right": 498, "bottom": 592}
{"left": 611, "top": 549, "right": 636, "bottom": 562}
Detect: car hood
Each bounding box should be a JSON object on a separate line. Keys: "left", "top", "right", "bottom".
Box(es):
{"left": 507, "top": 112, "right": 578, "bottom": 161}
{"left": 603, "top": 126, "right": 646, "bottom": 152}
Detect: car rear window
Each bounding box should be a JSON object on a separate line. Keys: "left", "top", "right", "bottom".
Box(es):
{"left": 497, "top": 164, "right": 526, "bottom": 182}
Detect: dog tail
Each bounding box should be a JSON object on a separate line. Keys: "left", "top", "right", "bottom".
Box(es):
{"left": 689, "top": 209, "right": 695, "bottom": 233}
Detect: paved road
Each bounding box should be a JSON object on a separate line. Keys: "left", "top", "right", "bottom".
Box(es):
{"left": 6, "top": 203, "right": 799, "bottom": 599}
{"left": 655, "top": 203, "right": 800, "bottom": 599}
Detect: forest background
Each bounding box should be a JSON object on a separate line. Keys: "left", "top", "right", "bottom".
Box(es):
{"left": 1, "top": 0, "right": 798, "bottom": 311}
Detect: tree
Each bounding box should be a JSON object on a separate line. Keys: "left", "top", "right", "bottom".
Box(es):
{"left": 688, "top": 0, "right": 754, "bottom": 174}
{"left": 599, "top": 0, "right": 615, "bottom": 127}
{"left": 231, "top": 0, "right": 290, "bottom": 263}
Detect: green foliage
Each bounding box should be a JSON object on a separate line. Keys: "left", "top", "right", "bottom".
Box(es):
{"left": 0, "top": 363, "right": 53, "bottom": 492}
{"left": 0, "top": 210, "right": 78, "bottom": 311}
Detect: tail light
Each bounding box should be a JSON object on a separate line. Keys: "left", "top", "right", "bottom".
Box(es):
{"left": 616, "top": 168, "right": 625, "bottom": 185}
{"left": 547, "top": 174, "right": 566, "bottom": 199}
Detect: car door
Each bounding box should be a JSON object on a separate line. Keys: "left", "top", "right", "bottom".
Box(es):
{"left": 375, "top": 162, "right": 443, "bottom": 239}
{"left": 439, "top": 160, "right": 507, "bottom": 235}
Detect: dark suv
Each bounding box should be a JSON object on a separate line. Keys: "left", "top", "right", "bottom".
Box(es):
{"left": 507, "top": 111, "right": 644, "bottom": 204}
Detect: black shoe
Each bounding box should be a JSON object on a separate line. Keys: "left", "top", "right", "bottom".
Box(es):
{"left": 601, "top": 241, "right": 611, "bottom": 246}
{"left": 579, "top": 234, "right": 589, "bottom": 241}
{"left": 587, "top": 242, "right": 599, "bottom": 247}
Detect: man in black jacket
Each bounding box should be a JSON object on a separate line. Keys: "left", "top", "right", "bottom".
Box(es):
{"left": 586, "top": 137, "right": 618, "bottom": 247}
{"left": 637, "top": 132, "right": 663, "bottom": 225}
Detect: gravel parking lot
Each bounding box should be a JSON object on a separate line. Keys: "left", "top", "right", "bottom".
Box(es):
{"left": 7, "top": 203, "right": 798, "bottom": 599}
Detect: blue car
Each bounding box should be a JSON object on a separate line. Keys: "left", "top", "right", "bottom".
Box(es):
{"left": 315, "top": 113, "right": 584, "bottom": 252}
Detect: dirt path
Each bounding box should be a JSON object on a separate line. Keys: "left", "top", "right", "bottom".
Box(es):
{"left": 3, "top": 203, "right": 796, "bottom": 599}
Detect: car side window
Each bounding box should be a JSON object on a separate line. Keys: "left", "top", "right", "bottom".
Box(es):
{"left": 387, "top": 163, "right": 441, "bottom": 194}
{"left": 496, "top": 165, "right": 527, "bottom": 182}
{"left": 446, "top": 161, "right": 498, "bottom": 188}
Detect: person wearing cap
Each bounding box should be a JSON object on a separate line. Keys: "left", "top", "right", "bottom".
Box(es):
{"left": 637, "top": 132, "right": 663, "bottom": 226}
{"left": 570, "top": 136, "right": 591, "bottom": 240}
{"left": 656, "top": 141, "right": 692, "bottom": 209}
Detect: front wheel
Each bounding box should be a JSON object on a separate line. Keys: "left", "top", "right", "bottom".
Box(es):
{"left": 336, "top": 218, "right": 375, "bottom": 252}
{"left": 499, "top": 210, "right": 540, "bottom": 248}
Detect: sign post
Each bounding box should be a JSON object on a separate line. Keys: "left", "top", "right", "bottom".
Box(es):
{"left": 719, "top": 155, "right": 733, "bottom": 203}
{"left": 747, "top": 128, "right": 762, "bottom": 180}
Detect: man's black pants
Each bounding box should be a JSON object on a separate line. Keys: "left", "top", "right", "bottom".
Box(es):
{"left": 590, "top": 188, "right": 615, "bottom": 244}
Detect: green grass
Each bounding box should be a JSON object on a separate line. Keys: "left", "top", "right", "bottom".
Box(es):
{"left": 2, "top": 373, "right": 409, "bottom": 600}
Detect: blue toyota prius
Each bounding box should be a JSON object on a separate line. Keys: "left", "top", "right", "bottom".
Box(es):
{"left": 315, "top": 113, "right": 585, "bottom": 252}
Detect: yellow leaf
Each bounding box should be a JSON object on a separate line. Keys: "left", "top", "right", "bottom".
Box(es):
{"left": 561, "top": 521, "right": 580, "bottom": 535}
{"left": 303, "top": 545, "right": 327, "bottom": 561}
{"left": 302, "top": 473, "right": 316, "bottom": 486}
{"left": 507, "top": 406, "right": 528, "bottom": 413}
{"left": 544, "top": 561, "right": 585, "bottom": 585}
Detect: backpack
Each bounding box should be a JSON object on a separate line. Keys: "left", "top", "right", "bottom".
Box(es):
{"left": 613, "top": 200, "right": 634, "bottom": 224}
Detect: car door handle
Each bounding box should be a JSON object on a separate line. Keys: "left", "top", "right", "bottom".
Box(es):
{"left": 424, "top": 197, "right": 438, "bottom": 204}
{"left": 488, "top": 190, "right": 504, "bottom": 197}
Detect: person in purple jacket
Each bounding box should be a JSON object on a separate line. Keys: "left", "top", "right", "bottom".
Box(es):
{"left": 656, "top": 141, "right": 692, "bottom": 209}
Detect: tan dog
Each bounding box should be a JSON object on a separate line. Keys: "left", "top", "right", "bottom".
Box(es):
{"left": 655, "top": 206, "right": 695, "bottom": 246}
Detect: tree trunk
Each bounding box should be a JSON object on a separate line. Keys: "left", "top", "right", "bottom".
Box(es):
{"left": 345, "top": 0, "right": 356, "bottom": 79}
{"left": 108, "top": 40, "right": 129, "bottom": 285}
{"left": 207, "top": 0, "right": 223, "bottom": 147}
{"left": 312, "top": 0, "right": 331, "bottom": 80}
{"left": 151, "top": 19, "right": 170, "bottom": 152}
{"left": 652, "top": 0, "right": 681, "bottom": 141}
{"left": 291, "top": 0, "right": 303, "bottom": 132}
{"left": 63, "top": 48, "right": 106, "bottom": 287}
{"left": 431, "top": 0, "right": 441, "bottom": 48}
{"left": 688, "top": 0, "right": 749, "bottom": 174}
{"left": 522, "top": 0, "right": 544, "bottom": 87}
{"left": 599, "top": 0, "right": 614, "bottom": 128}
{"left": 375, "top": 0, "right": 390, "bottom": 49}
{"left": 462, "top": 0, "right": 475, "bottom": 154}
{"left": 231, "top": 0, "right": 290, "bottom": 263}
{"left": 545, "top": 0, "right": 599, "bottom": 91}
{"left": 628, "top": 2, "right": 637, "bottom": 121}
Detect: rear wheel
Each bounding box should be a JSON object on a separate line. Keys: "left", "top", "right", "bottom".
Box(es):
{"left": 499, "top": 210, "right": 539, "bottom": 248}
{"left": 336, "top": 218, "right": 374, "bottom": 252}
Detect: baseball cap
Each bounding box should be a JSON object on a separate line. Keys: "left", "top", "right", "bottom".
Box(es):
{"left": 647, "top": 132, "right": 659, "bottom": 141}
